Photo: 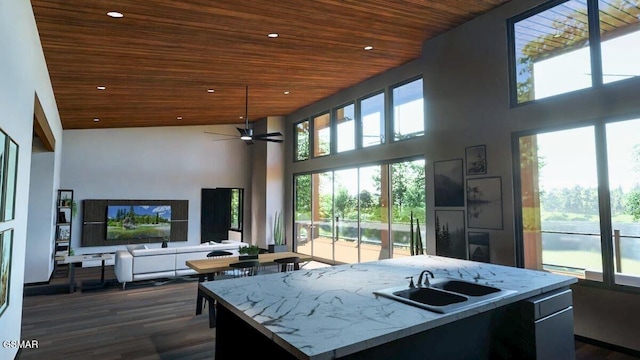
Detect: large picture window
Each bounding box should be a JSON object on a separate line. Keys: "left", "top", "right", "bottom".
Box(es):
{"left": 515, "top": 117, "right": 640, "bottom": 289}
{"left": 509, "top": 0, "right": 640, "bottom": 105}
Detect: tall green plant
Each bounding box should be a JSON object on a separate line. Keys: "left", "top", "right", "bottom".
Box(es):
{"left": 273, "top": 210, "right": 284, "bottom": 245}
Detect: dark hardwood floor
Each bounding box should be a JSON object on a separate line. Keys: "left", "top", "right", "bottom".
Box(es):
{"left": 18, "top": 265, "right": 640, "bottom": 360}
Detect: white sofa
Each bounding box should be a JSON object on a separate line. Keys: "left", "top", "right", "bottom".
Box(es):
{"left": 114, "top": 241, "right": 246, "bottom": 289}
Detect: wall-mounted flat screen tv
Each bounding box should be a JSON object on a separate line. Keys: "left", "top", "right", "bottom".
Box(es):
{"left": 106, "top": 205, "right": 171, "bottom": 240}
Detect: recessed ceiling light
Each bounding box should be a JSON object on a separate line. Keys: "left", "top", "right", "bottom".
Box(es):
{"left": 207, "top": 89, "right": 215, "bottom": 93}
{"left": 267, "top": 33, "right": 279, "bottom": 38}
{"left": 97, "top": 86, "right": 106, "bottom": 90}
{"left": 239, "top": 116, "right": 244, "bottom": 119}
{"left": 93, "top": 118, "right": 100, "bottom": 122}
{"left": 177, "top": 116, "right": 183, "bottom": 120}
{"left": 284, "top": 90, "right": 290, "bottom": 95}
{"left": 364, "top": 45, "right": 374, "bottom": 51}
{"left": 107, "top": 11, "right": 124, "bottom": 18}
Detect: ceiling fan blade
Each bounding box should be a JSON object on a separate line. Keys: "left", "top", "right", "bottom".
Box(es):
{"left": 205, "top": 131, "right": 238, "bottom": 137}
{"left": 210, "top": 138, "right": 239, "bottom": 142}
{"left": 253, "top": 138, "right": 284, "bottom": 143}
{"left": 253, "top": 132, "right": 283, "bottom": 138}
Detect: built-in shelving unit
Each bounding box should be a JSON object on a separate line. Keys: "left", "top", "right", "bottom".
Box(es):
{"left": 55, "top": 189, "right": 73, "bottom": 262}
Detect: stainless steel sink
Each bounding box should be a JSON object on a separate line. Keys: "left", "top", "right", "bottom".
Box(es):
{"left": 373, "top": 277, "right": 516, "bottom": 313}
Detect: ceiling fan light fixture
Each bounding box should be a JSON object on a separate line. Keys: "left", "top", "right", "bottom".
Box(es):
{"left": 240, "top": 135, "right": 252, "bottom": 141}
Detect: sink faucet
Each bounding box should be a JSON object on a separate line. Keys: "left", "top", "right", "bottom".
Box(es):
{"left": 418, "top": 270, "right": 434, "bottom": 287}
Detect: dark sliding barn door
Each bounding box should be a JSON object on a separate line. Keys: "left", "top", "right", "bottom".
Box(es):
{"left": 201, "top": 188, "right": 232, "bottom": 243}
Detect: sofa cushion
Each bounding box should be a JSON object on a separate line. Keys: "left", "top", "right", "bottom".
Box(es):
{"left": 175, "top": 244, "right": 218, "bottom": 253}
{"left": 133, "top": 271, "right": 175, "bottom": 281}
{"left": 131, "top": 247, "right": 177, "bottom": 256}
{"left": 175, "top": 251, "right": 212, "bottom": 270}
{"left": 133, "top": 253, "right": 176, "bottom": 274}
{"left": 126, "top": 244, "right": 148, "bottom": 253}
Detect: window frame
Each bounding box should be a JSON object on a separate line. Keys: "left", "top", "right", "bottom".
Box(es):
{"left": 512, "top": 113, "right": 640, "bottom": 294}
{"left": 358, "top": 89, "right": 386, "bottom": 149}
{"left": 507, "top": 0, "right": 608, "bottom": 107}
{"left": 390, "top": 76, "right": 425, "bottom": 142}
{"left": 332, "top": 101, "right": 356, "bottom": 154}
{"left": 311, "top": 111, "right": 332, "bottom": 158}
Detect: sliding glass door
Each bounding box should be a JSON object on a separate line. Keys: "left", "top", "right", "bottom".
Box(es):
{"left": 294, "top": 174, "right": 312, "bottom": 257}
{"left": 334, "top": 169, "right": 358, "bottom": 263}
{"left": 360, "top": 165, "right": 389, "bottom": 262}
{"left": 293, "top": 158, "right": 425, "bottom": 264}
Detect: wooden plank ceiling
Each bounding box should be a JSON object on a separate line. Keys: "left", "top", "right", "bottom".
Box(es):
{"left": 31, "top": 0, "right": 510, "bottom": 130}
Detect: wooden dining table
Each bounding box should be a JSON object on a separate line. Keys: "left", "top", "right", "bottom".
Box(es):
{"left": 186, "top": 251, "right": 311, "bottom": 276}
{"left": 186, "top": 251, "right": 312, "bottom": 328}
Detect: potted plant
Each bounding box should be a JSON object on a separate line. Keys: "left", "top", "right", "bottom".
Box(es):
{"left": 269, "top": 210, "right": 287, "bottom": 253}
{"left": 239, "top": 244, "right": 261, "bottom": 260}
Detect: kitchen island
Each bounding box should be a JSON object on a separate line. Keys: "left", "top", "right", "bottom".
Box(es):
{"left": 199, "top": 255, "right": 577, "bottom": 359}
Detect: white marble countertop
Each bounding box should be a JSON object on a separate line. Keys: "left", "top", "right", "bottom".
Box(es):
{"left": 200, "top": 255, "right": 577, "bottom": 360}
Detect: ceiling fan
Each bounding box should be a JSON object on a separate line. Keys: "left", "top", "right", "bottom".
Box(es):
{"left": 205, "top": 86, "right": 283, "bottom": 145}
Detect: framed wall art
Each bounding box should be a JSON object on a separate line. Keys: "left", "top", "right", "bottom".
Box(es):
{"left": 434, "top": 158, "right": 464, "bottom": 207}
{"left": 467, "top": 176, "right": 503, "bottom": 230}
{"left": 3, "top": 137, "right": 18, "bottom": 221}
{"left": 435, "top": 210, "right": 466, "bottom": 259}
{"left": 465, "top": 144, "right": 486, "bottom": 175}
{"left": 468, "top": 231, "right": 490, "bottom": 263}
{"left": 0, "top": 129, "right": 19, "bottom": 222}
{"left": 0, "top": 228, "right": 13, "bottom": 318}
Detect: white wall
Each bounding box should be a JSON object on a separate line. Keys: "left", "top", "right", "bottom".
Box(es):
{"left": 285, "top": 0, "right": 640, "bottom": 351}
{"left": 59, "top": 125, "right": 253, "bottom": 254}
{"left": 24, "top": 144, "right": 56, "bottom": 283}
{"left": 265, "top": 116, "right": 285, "bottom": 246}
{"left": 0, "top": 0, "right": 63, "bottom": 357}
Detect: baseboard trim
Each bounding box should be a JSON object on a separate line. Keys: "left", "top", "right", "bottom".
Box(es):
{"left": 575, "top": 335, "right": 640, "bottom": 357}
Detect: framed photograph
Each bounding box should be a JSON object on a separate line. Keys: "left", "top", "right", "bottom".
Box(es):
{"left": 468, "top": 232, "right": 490, "bottom": 263}
{"left": 434, "top": 158, "right": 464, "bottom": 207}
{"left": 467, "top": 176, "right": 503, "bottom": 230}
{"left": 3, "top": 138, "right": 18, "bottom": 221}
{"left": 56, "top": 225, "right": 71, "bottom": 241}
{"left": 435, "top": 210, "right": 466, "bottom": 259}
{"left": 465, "top": 145, "right": 486, "bottom": 175}
{"left": 0, "top": 228, "right": 13, "bottom": 318}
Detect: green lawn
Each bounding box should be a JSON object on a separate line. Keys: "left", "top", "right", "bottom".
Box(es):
{"left": 543, "top": 250, "right": 640, "bottom": 276}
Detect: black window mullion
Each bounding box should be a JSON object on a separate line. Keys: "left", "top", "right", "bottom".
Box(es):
{"left": 355, "top": 99, "right": 363, "bottom": 149}
{"left": 330, "top": 108, "right": 337, "bottom": 155}
{"left": 588, "top": 0, "right": 604, "bottom": 87}
{"left": 385, "top": 87, "right": 392, "bottom": 144}
{"left": 595, "top": 122, "right": 614, "bottom": 286}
